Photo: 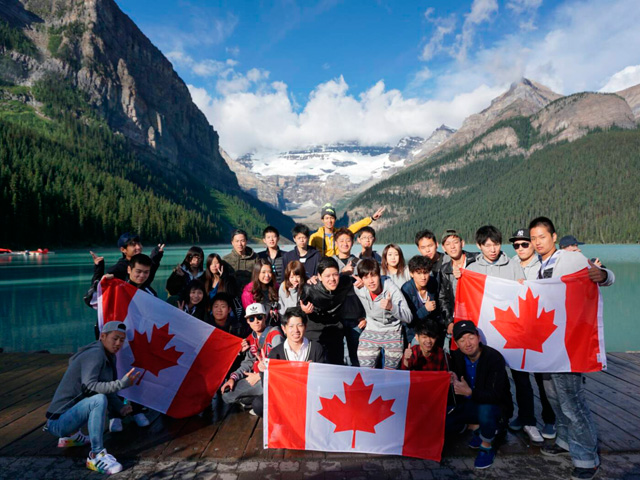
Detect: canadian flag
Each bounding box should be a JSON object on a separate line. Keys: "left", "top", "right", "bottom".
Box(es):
{"left": 97, "top": 278, "right": 242, "bottom": 418}
{"left": 263, "top": 360, "right": 450, "bottom": 461}
{"left": 454, "top": 269, "right": 606, "bottom": 373}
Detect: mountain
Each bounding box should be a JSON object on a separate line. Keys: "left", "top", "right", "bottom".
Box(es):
{"left": 406, "top": 125, "right": 455, "bottom": 163}
{"left": 0, "top": 0, "right": 293, "bottom": 246}
{"left": 616, "top": 83, "right": 640, "bottom": 120}
{"left": 346, "top": 81, "right": 640, "bottom": 244}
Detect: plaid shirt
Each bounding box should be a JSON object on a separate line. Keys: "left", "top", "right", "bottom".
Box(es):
{"left": 400, "top": 344, "right": 449, "bottom": 371}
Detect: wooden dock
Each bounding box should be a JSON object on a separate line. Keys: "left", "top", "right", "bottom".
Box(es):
{"left": 1, "top": 352, "right": 639, "bottom": 461}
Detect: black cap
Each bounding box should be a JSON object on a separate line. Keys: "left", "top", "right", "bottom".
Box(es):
{"left": 320, "top": 203, "right": 337, "bottom": 219}
{"left": 509, "top": 228, "right": 530, "bottom": 243}
{"left": 453, "top": 321, "right": 478, "bottom": 341}
{"left": 117, "top": 232, "right": 140, "bottom": 248}
{"left": 559, "top": 235, "right": 584, "bottom": 249}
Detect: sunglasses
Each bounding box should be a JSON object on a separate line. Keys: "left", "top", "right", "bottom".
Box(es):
{"left": 513, "top": 242, "right": 530, "bottom": 250}
{"left": 247, "top": 315, "right": 266, "bottom": 322}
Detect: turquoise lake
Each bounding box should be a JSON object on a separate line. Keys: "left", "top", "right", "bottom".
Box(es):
{"left": 0, "top": 244, "right": 638, "bottom": 354}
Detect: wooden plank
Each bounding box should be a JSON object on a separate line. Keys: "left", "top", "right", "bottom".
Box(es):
{"left": 603, "top": 358, "right": 640, "bottom": 387}
{"left": 1, "top": 362, "right": 68, "bottom": 397}
{"left": 608, "top": 352, "right": 640, "bottom": 367}
{"left": 0, "top": 403, "right": 48, "bottom": 450}
{"left": 0, "top": 354, "right": 67, "bottom": 386}
{"left": 0, "top": 365, "right": 67, "bottom": 411}
{"left": 0, "top": 353, "right": 44, "bottom": 370}
{"left": 162, "top": 416, "right": 223, "bottom": 460}
{"left": 0, "top": 383, "right": 57, "bottom": 428}
{"left": 585, "top": 373, "right": 640, "bottom": 418}
{"left": 201, "top": 410, "right": 258, "bottom": 459}
{"left": 0, "top": 422, "right": 60, "bottom": 457}
{"left": 245, "top": 419, "right": 286, "bottom": 460}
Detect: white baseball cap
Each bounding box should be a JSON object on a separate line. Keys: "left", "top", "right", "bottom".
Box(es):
{"left": 245, "top": 303, "right": 267, "bottom": 317}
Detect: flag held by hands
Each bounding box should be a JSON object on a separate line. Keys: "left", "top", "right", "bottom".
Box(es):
{"left": 98, "top": 277, "right": 242, "bottom": 418}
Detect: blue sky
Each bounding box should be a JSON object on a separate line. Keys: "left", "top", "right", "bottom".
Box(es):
{"left": 116, "top": 0, "right": 640, "bottom": 156}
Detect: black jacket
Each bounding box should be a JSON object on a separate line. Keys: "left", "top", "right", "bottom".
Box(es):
{"left": 300, "top": 276, "right": 353, "bottom": 340}
{"left": 450, "top": 344, "right": 513, "bottom": 419}
{"left": 258, "top": 248, "right": 285, "bottom": 284}
{"left": 283, "top": 247, "right": 320, "bottom": 279}
{"left": 268, "top": 340, "right": 324, "bottom": 363}
{"left": 439, "top": 252, "right": 479, "bottom": 326}
{"left": 107, "top": 245, "right": 163, "bottom": 284}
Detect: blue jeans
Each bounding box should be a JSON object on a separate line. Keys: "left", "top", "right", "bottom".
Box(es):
{"left": 47, "top": 394, "right": 107, "bottom": 455}
{"left": 544, "top": 373, "right": 599, "bottom": 468}
{"left": 446, "top": 399, "right": 502, "bottom": 443}
{"left": 343, "top": 324, "right": 361, "bottom": 367}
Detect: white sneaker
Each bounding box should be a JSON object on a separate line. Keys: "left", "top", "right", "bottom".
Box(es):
{"left": 523, "top": 425, "right": 544, "bottom": 443}
{"left": 133, "top": 413, "right": 150, "bottom": 427}
{"left": 86, "top": 448, "right": 123, "bottom": 475}
{"left": 248, "top": 408, "right": 257, "bottom": 416}
{"left": 109, "top": 418, "right": 123, "bottom": 433}
{"left": 58, "top": 430, "right": 90, "bottom": 448}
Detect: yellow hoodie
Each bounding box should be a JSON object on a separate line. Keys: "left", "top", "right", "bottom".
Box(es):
{"left": 309, "top": 216, "right": 373, "bottom": 257}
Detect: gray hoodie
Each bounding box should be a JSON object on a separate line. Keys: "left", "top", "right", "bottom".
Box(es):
{"left": 354, "top": 276, "right": 412, "bottom": 334}
{"left": 278, "top": 283, "right": 300, "bottom": 312}
{"left": 512, "top": 254, "right": 541, "bottom": 281}
{"left": 46, "top": 341, "right": 129, "bottom": 419}
{"left": 467, "top": 251, "right": 523, "bottom": 280}
{"left": 539, "top": 250, "right": 615, "bottom": 285}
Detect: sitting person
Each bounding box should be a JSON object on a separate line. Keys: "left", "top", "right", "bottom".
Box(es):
{"left": 446, "top": 321, "right": 513, "bottom": 470}
{"left": 176, "top": 279, "right": 208, "bottom": 322}
{"left": 241, "top": 259, "right": 280, "bottom": 324}
{"left": 401, "top": 255, "right": 441, "bottom": 343}
{"left": 353, "top": 259, "right": 412, "bottom": 370}
{"left": 208, "top": 292, "right": 247, "bottom": 338}
{"left": 400, "top": 320, "right": 449, "bottom": 371}
{"left": 45, "top": 321, "right": 142, "bottom": 475}
{"left": 221, "top": 303, "right": 283, "bottom": 414}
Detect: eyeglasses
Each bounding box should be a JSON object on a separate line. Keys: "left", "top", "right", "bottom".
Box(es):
{"left": 247, "top": 315, "right": 265, "bottom": 322}
{"left": 513, "top": 242, "right": 530, "bottom": 250}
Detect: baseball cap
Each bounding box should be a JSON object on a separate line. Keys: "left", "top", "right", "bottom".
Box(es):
{"left": 453, "top": 321, "right": 478, "bottom": 341}
{"left": 559, "top": 235, "right": 585, "bottom": 249}
{"left": 102, "top": 321, "right": 127, "bottom": 334}
{"left": 245, "top": 303, "right": 267, "bottom": 317}
{"left": 441, "top": 229, "right": 462, "bottom": 244}
{"left": 117, "top": 232, "right": 140, "bottom": 248}
{"left": 320, "top": 203, "right": 337, "bottom": 219}
{"left": 509, "top": 228, "right": 530, "bottom": 243}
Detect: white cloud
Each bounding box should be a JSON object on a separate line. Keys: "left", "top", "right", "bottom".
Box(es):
{"left": 600, "top": 65, "right": 640, "bottom": 92}
{"left": 189, "top": 77, "right": 502, "bottom": 158}
{"left": 420, "top": 12, "right": 456, "bottom": 61}
{"left": 506, "top": 0, "right": 543, "bottom": 14}
{"left": 167, "top": 51, "right": 236, "bottom": 77}
{"left": 457, "top": 0, "right": 499, "bottom": 61}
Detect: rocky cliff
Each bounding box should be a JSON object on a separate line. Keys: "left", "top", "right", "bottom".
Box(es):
{"left": 1, "top": 0, "right": 237, "bottom": 188}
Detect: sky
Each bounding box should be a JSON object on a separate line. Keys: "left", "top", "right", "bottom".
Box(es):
{"left": 115, "top": 0, "right": 640, "bottom": 158}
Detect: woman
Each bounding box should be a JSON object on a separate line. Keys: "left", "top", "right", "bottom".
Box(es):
{"left": 381, "top": 243, "right": 411, "bottom": 289}
{"left": 166, "top": 246, "right": 205, "bottom": 297}
{"left": 241, "top": 259, "right": 279, "bottom": 324}
{"left": 204, "top": 253, "right": 237, "bottom": 297}
{"left": 178, "top": 280, "right": 208, "bottom": 321}
{"left": 278, "top": 261, "right": 307, "bottom": 313}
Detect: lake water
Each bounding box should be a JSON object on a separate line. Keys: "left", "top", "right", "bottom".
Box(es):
{"left": 0, "top": 244, "right": 638, "bottom": 354}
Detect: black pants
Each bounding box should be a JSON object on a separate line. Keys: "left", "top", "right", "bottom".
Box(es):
{"left": 511, "top": 369, "right": 556, "bottom": 425}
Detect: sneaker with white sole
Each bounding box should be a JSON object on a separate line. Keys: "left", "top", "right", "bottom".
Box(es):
{"left": 58, "top": 430, "right": 90, "bottom": 448}
{"left": 248, "top": 408, "right": 257, "bottom": 416}
{"left": 133, "top": 413, "right": 150, "bottom": 427}
{"left": 109, "top": 418, "right": 123, "bottom": 433}
{"left": 541, "top": 423, "right": 557, "bottom": 439}
{"left": 86, "top": 449, "right": 123, "bottom": 475}
{"left": 523, "top": 425, "right": 544, "bottom": 443}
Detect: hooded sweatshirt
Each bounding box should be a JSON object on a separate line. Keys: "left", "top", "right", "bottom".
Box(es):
{"left": 354, "top": 276, "right": 412, "bottom": 334}
{"left": 467, "top": 251, "right": 523, "bottom": 280}
{"left": 46, "top": 341, "right": 128, "bottom": 419}
{"left": 309, "top": 216, "right": 373, "bottom": 257}
{"left": 223, "top": 247, "right": 258, "bottom": 288}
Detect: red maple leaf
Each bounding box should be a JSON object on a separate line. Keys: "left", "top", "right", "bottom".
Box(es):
{"left": 490, "top": 288, "right": 557, "bottom": 369}
{"left": 318, "top": 373, "right": 395, "bottom": 449}
{"left": 129, "top": 323, "right": 183, "bottom": 384}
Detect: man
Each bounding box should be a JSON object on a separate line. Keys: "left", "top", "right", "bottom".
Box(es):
{"left": 530, "top": 217, "right": 614, "bottom": 480}
{"left": 467, "top": 225, "right": 523, "bottom": 280}
{"left": 223, "top": 229, "right": 258, "bottom": 288}
{"left": 332, "top": 227, "right": 365, "bottom": 366}
{"left": 400, "top": 320, "right": 449, "bottom": 371}
{"left": 251, "top": 307, "right": 324, "bottom": 417}
{"left": 221, "top": 303, "right": 283, "bottom": 415}
{"left": 258, "top": 226, "right": 285, "bottom": 283}
{"left": 282, "top": 224, "right": 320, "bottom": 279}
{"left": 559, "top": 235, "right": 585, "bottom": 252}
{"left": 46, "top": 321, "right": 142, "bottom": 475}
{"left": 401, "top": 255, "right": 441, "bottom": 343}
{"left": 300, "top": 257, "right": 354, "bottom": 364}
{"left": 208, "top": 292, "right": 246, "bottom": 338}
{"left": 447, "top": 321, "right": 513, "bottom": 470}
{"left": 309, "top": 203, "right": 385, "bottom": 257}
{"left": 354, "top": 259, "right": 412, "bottom": 370}
{"left": 415, "top": 229, "right": 445, "bottom": 277}
{"left": 438, "top": 229, "right": 478, "bottom": 336}
{"left": 356, "top": 226, "right": 382, "bottom": 262}
{"left": 507, "top": 228, "right": 555, "bottom": 442}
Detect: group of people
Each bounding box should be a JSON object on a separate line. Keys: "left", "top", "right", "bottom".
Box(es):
{"left": 46, "top": 203, "right": 614, "bottom": 480}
